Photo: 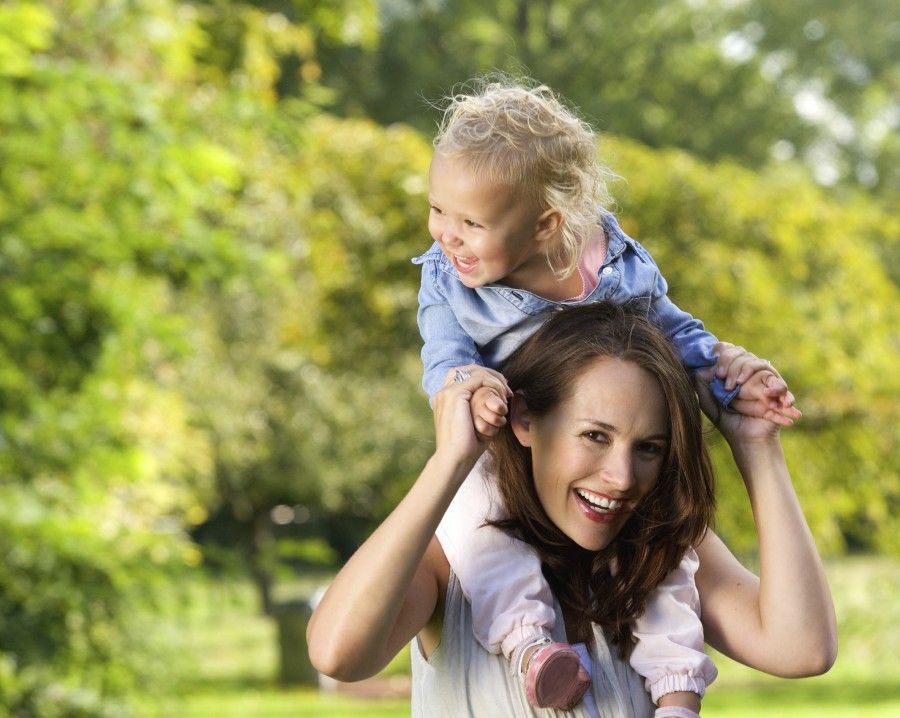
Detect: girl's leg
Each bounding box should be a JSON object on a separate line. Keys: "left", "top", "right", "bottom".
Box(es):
{"left": 435, "top": 456, "right": 555, "bottom": 658}
{"left": 631, "top": 547, "right": 717, "bottom": 706}
{"left": 436, "top": 457, "right": 591, "bottom": 710}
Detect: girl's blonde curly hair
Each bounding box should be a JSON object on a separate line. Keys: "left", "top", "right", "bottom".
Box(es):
{"left": 433, "top": 76, "right": 616, "bottom": 279}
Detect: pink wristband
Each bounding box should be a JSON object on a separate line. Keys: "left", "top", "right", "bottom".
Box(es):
{"left": 655, "top": 708, "right": 701, "bottom": 718}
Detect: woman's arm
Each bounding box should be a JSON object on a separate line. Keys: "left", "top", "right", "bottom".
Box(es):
{"left": 693, "top": 373, "right": 838, "bottom": 676}
{"left": 306, "top": 366, "right": 506, "bottom": 681}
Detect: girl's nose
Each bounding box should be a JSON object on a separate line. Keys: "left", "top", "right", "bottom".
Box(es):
{"left": 441, "top": 227, "right": 463, "bottom": 249}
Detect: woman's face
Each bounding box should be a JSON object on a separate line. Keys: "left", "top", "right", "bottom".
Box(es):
{"left": 512, "top": 357, "right": 669, "bottom": 551}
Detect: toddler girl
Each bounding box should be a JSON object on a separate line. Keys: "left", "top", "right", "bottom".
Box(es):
{"left": 412, "top": 78, "right": 799, "bottom": 717}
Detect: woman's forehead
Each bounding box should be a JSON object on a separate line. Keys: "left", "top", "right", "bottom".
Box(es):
{"left": 561, "top": 357, "right": 668, "bottom": 432}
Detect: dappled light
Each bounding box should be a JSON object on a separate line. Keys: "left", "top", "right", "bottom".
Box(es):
{"left": 0, "top": 1, "right": 896, "bottom": 716}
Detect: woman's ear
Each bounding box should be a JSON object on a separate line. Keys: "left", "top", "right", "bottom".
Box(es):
{"left": 534, "top": 208, "right": 563, "bottom": 242}
{"left": 510, "top": 393, "right": 534, "bottom": 447}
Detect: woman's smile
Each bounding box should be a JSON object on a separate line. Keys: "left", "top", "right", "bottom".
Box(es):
{"left": 573, "top": 488, "right": 627, "bottom": 524}
{"left": 513, "top": 356, "right": 668, "bottom": 551}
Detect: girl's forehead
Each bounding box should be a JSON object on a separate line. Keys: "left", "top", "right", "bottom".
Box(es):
{"left": 429, "top": 155, "right": 517, "bottom": 204}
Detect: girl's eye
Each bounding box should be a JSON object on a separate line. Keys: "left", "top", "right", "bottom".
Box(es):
{"left": 430, "top": 205, "right": 443, "bottom": 215}
{"left": 464, "top": 219, "right": 482, "bottom": 228}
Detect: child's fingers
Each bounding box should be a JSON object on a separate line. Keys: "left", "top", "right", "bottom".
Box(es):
{"left": 471, "top": 384, "right": 508, "bottom": 409}
{"left": 714, "top": 343, "right": 759, "bottom": 388}
{"left": 713, "top": 342, "right": 735, "bottom": 378}
{"left": 474, "top": 416, "right": 503, "bottom": 439}
{"left": 735, "top": 359, "right": 782, "bottom": 387}
{"left": 760, "top": 372, "right": 788, "bottom": 395}
{"left": 484, "top": 392, "right": 508, "bottom": 416}
{"left": 476, "top": 405, "right": 507, "bottom": 428}
{"left": 479, "top": 367, "right": 513, "bottom": 398}
{"left": 723, "top": 352, "right": 756, "bottom": 391}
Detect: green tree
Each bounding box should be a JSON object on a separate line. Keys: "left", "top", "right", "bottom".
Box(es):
{"left": 604, "top": 136, "right": 900, "bottom": 553}
{"left": 179, "top": 112, "right": 434, "bottom": 613}
{"left": 312, "top": 0, "right": 897, "bottom": 197}
{"left": 0, "top": 0, "right": 256, "bottom": 711}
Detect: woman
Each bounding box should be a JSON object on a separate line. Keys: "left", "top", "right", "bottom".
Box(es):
{"left": 307, "top": 303, "right": 836, "bottom": 716}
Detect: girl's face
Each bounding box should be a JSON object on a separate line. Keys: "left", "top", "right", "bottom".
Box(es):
{"left": 427, "top": 153, "right": 554, "bottom": 290}
{"left": 512, "top": 357, "right": 669, "bottom": 552}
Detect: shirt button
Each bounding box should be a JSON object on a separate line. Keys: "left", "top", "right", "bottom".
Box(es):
{"left": 602, "top": 266, "right": 613, "bottom": 276}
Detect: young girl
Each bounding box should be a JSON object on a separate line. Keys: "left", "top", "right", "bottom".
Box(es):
{"left": 412, "top": 78, "right": 800, "bottom": 716}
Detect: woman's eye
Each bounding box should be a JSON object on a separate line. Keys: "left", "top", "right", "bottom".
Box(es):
{"left": 638, "top": 443, "right": 665, "bottom": 456}
{"left": 584, "top": 431, "right": 609, "bottom": 444}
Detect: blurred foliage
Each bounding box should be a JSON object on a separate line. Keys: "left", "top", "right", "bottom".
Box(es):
{"left": 0, "top": 0, "right": 896, "bottom": 713}
{"left": 309, "top": 0, "right": 899, "bottom": 199}
{"left": 602, "top": 137, "right": 899, "bottom": 554}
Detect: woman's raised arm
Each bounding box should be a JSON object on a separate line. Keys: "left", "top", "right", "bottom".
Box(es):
{"left": 693, "top": 372, "right": 837, "bottom": 676}
{"left": 306, "top": 366, "right": 506, "bottom": 681}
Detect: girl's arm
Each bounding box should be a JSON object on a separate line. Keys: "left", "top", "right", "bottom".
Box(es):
{"left": 306, "top": 366, "right": 506, "bottom": 681}
{"left": 416, "top": 255, "right": 487, "bottom": 402}
{"left": 693, "top": 373, "right": 837, "bottom": 676}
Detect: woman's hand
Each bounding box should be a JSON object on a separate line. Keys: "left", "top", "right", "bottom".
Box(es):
{"left": 695, "top": 366, "right": 781, "bottom": 448}
{"left": 432, "top": 364, "right": 510, "bottom": 469}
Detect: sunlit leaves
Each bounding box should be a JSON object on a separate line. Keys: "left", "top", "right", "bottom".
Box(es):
{"left": 606, "top": 135, "right": 899, "bottom": 554}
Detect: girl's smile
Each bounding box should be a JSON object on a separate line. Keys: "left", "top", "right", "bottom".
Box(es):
{"left": 428, "top": 153, "right": 563, "bottom": 294}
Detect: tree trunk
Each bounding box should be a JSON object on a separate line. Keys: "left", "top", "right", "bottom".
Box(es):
{"left": 515, "top": 0, "right": 528, "bottom": 38}
{"left": 249, "top": 509, "right": 275, "bottom": 616}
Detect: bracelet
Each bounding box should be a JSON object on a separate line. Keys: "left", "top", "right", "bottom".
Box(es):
{"left": 655, "top": 707, "right": 701, "bottom": 718}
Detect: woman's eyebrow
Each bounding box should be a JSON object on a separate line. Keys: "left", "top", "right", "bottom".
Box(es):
{"left": 579, "top": 419, "right": 668, "bottom": 441}
{"left": 578, "top": 419, "right": 617, "bottom": 432}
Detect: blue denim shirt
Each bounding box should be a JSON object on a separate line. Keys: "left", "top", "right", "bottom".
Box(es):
{"left": 412, "top": 213, "right": 737, "bottom": 406}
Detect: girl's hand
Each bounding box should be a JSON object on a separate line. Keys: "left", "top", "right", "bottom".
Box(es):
{"left": 713, "top": 342, "right": 802, "bottom": 427}
{"left": 695, "top": 367, "right": 781, "bottom": 447}
{"left": 470, "top": 385, "right": 510, "bottom": 440}
{"left": 432, "top": 365, "right": 510, "bottom": 468}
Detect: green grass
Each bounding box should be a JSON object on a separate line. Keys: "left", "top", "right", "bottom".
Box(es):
{"left": 700, "top": 555, "right": 900, "bottom": 717}
{"left": 143, "top": 556, "right": 900, "bottom": 717}
{"left": 162, "top": 689, "right": 409, "bottom": 718}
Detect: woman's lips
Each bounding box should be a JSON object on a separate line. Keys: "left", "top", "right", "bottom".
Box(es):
{"left": 574, "top": 488, "right": 627, "bottom": 524}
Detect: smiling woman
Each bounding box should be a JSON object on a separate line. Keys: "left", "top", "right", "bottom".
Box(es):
{"left": 306, "top": 302, "right": 835, "bottom": 717}
{"left": 522, "top": 357, "right": 669, "bottom": 553}
{"left": 486, "top": 302, "right": 714, "bottom": 659}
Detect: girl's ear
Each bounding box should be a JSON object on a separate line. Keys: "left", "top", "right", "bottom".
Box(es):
{"left": 510, "top": 393, "right": 534, "bottom": 447}
{"left": 534, "top": 208, "right": 563, "bottom": 242}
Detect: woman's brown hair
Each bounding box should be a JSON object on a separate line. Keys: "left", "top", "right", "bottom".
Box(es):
{"left": 487, "top": 301, "right": 715, "bottom": 656}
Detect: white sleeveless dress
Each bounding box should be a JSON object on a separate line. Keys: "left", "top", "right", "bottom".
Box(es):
{"left": 411, "top": 571, "right": 655, "bottom": 717}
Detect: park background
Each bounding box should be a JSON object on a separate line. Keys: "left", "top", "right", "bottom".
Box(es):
{"left": 0, "top": 0, "right": 898, "bottom": 716}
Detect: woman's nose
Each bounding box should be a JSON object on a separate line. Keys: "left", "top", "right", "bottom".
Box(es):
{"left": 601, "top": 447, "right": 635, "bottom": 493}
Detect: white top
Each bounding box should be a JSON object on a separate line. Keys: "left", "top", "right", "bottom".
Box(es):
{"left": 411, "top": 571, "right": 655, "bottom": 717}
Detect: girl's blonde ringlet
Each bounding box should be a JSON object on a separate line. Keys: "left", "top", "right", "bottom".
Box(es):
{"left": 433, "top": 76, "right": 617, "bottom": 279}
